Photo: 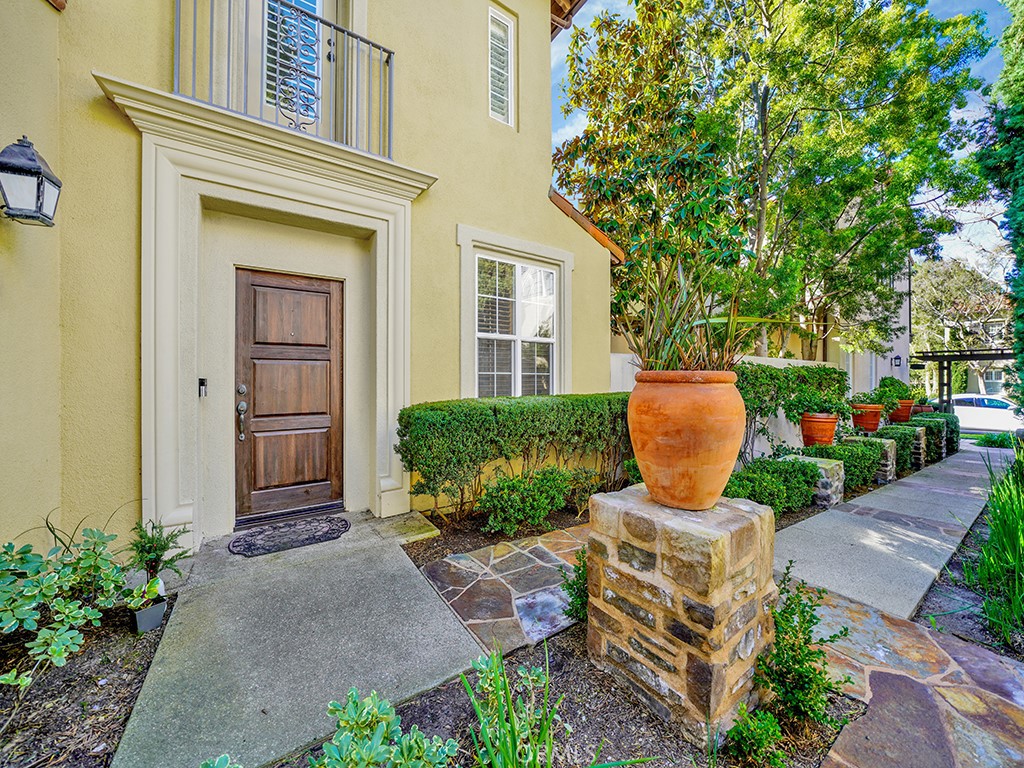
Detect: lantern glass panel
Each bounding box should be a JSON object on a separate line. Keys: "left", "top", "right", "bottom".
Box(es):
{"left": 41, "top": 178, "right": 59, "bottom": 220}
{"left": 0, "top": 171, "right": 36, "bottom": 211}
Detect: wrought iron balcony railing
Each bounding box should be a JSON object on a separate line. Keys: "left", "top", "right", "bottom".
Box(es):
{"left": 174, "top": 0, "right": 394, "bottom": 158}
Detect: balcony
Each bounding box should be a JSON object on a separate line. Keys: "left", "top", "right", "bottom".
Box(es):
{"left": 174, "top": 0, "right": 393, "bottom": 158}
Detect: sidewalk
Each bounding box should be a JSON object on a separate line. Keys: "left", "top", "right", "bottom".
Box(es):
{"left": 774, "top": 443, "right": 1013, "bottom": 618}
{"left": 112, "top": 512, "right": 482, "bottom": 768}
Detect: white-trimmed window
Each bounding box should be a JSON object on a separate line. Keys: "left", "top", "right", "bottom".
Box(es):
{"left": 488, "top": 8, "right": 515, "bottom": 125}
{"left": 477, "top": 256, "right": 556, "bottom": 396}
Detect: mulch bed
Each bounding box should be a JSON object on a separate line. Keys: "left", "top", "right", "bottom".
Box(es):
{"left": 268, "top": 623, "right": 863, "bottom": 768}
{"left": 0, "top": 596, "right": 175, "bottom": 768}
{"left": 403, "top": 507, "right": 589, "bottom": 569}
{"left": 912, "top": 512, "right": 1024, "bottom": 664}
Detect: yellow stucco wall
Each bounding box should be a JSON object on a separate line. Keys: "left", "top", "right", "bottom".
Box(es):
{"left": 0, "top": 0, "right": 62, "bottom": 549}
{"left": 0, "top": 0, "right": 610, "bottom": 545}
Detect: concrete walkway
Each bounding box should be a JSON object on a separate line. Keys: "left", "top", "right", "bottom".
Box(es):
{"left": 775, "top": 443, "right": 1014, "bottom": 619}
{"left": 112, "top": 512, "right": 482, "bottom": 768}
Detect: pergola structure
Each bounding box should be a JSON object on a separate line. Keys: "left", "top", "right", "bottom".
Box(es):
{"left": 913, "top": 348, "right": 1014, "bottom": 408}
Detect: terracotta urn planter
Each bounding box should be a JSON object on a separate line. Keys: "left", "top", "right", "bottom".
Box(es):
{"left": 628, "top": 370, "right": 745, "bottom": 510}
{"left": 911, "top": 404, "right": 934, "bottom": 415}
{"left": 800, "top": 412, "right": 839, "bottom": 446}
{"left": 889, "top": 399, "right": 915, "bottom": 423}
{"left": 851, "top": 403, "right": 883, "bottom": 433}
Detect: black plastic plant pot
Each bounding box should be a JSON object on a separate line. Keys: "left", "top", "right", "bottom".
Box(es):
{"left": 131, "top": 598, "right": 167, "bottom": 634}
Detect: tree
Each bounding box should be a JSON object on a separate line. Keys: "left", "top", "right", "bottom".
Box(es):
{"left": 977, "top": 0, "right": 1024, "bottom": 406}
{"left": 912, "top": 259, "right": 1011, "bottom": 384}
{"left": 555, "top": 0, "right": 991, "bottom": 359}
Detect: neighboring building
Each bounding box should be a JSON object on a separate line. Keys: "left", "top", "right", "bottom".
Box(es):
{"left": 0, "top": 0, "right": 619, "bottom": 549}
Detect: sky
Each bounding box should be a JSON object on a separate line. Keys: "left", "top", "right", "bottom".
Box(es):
{"left": 550, "top": 0, "right": 1013, "bottom": 269}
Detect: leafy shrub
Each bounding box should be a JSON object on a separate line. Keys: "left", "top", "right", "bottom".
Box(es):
{"left": 802, "top": 441, "right": 883, "bottom": 491}
{"left": 125, "top": 520, "right": 191, "bottom": 582}
{"left": 395, "top": 394, "right": 632, "bottom": 519}
{"left": 724, "top": 458, "right": 819, "bottom": 514}
{"left": 877, "top": 375, "right": 913, "bottom": 400}
{"left": 963, "top": 443, "right": 1024, "bottom": 647}
{"left": 909, "top": 416, "right": 946, "bottom": 463}
{"left": 916, "top": 411, "right": 961, "bottom": 454}
{"left": 975, "top": 431, "right": 1017, "bottom": 448}
{"left": 781, "top": 366, "right": 851, "bottom": 424}
{"left": 624, "top": 457, "right": 643, "bottom": 485}
{"left": 756, "top": 562, "right": 851, "bottom": 730}
{"left": 726, "top": 703, "right": 785, "bottom": 767}
{"left": 850, "top": 388, "right": 899, "bottom": 414}
{"left": 311, "top": 689, "right": 458, "bottom": 768}
{"left": 479, "top": 468, "right": 572, "bottom": 536}
{"left": 568, "top": 467, "right": 601, "bottom": 517}
{"left": 874, "top": 425, "right": 917, "bottom": 474}
{"left": 0, "top": 529, "right": 128, "bottom": 689}
{"left": 560, "top": 547, "right": 588, "bottom": 623}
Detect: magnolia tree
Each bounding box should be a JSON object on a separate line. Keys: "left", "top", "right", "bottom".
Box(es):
{"left": 555, "top": 0, "right": 991, "bottom": 359}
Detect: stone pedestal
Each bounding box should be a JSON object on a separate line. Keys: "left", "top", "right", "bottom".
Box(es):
{"left": 843, "top": 436, "right": 897, "bottom": 485}
{"left": 782, "top": 454, "right": 844, "bottom": 507}
{"left": 911, "top": 426, "right": 928, "bottom": 470}
{"left": 587, "top": 486, "right": 776, "bottom": 742}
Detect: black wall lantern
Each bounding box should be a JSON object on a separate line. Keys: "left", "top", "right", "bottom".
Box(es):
{"left": 0, "top": 137, "right": 62, "bottom": 226}
{"left": 892, "top": 355, "right": 902, "bottom": 368}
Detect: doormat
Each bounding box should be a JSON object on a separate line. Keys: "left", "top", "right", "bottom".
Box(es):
{"left": 227, "top": 515, "right": 351, "bottom": 558}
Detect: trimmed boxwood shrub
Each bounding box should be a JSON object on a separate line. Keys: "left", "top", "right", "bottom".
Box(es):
{"left": 724, "top": 457, "right": 820, "bottom": 514}
{"left": 478, "top": 467, "right": 572, "bottom": 536}
{"left": 395, "top": 393, "right": 632, "bottom": 518}
{"left": 909, "top": 416, "right": 946, "bottom": 463}
{"left": 874, "top": 425, "right": 917, "bottom": 475}
{"left": 803, "top": 441, "right": 883, "bottom": 491}
{"left": 915, "top": 412, "right": 960, "bottom": 454}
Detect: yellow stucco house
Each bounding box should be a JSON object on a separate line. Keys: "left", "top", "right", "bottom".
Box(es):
{"left": 1, "top": 0, "right": 622, "bottom": 549}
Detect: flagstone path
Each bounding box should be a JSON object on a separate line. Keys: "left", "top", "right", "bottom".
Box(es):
{"left": 420, "top": 524, "right": 589, "bottom": 651}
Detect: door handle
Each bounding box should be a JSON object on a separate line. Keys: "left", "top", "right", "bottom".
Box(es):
{"left": 237, "top": 401, "right": 248, "bottom": 441}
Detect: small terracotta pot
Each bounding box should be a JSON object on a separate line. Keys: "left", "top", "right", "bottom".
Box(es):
{"left": 911, "top": 404, "right": 934, "bottom": 414}
{"left": 889, "top": 399, "right": 915, "bottom": 423}
{"left": 851, "top": 403, "right": 883, "bottom": 433}
{"left": 628, "top": 370, "right": 745, "bottom": 511}
{"left": 801, "top": 413, "right": 839, "bottom": 446}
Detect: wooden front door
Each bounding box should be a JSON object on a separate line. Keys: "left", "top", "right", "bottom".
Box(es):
{"left": 235, "top": 269, "right": 343, "bottom": 524}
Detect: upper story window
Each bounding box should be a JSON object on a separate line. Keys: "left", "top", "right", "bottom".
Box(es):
{"left": 488, "top": 8, "right": 515, "bottom": 126}
{"left": 477, "top": 256, "right": 556, "bottom": 396}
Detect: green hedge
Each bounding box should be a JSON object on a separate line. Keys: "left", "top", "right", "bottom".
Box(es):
{"left": 395, "top": 393, "right": 632, "bottom": 517}
{"left": 803, "top": 441, "right": 883, "bottom": 491}
{"left": 874, "top": 425, "right": 917, "bottom": 475}
{"left": 724, "top": 458, "right": 820, "bottom": 514}
{"left": 909, "top": 416, "right": 946, "bottom": 463}
{"left": 915, "top": 412, "right": 960, "bottom": 454}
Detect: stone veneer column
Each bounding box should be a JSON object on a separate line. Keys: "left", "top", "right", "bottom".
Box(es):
{"left": 781, "top": 454, "right": 844, "bottom": 507}
{"left": 587, "top": 486, "right": 776, "bottom": 742}
{"left": 843, "top": 436, "right": 897, "bottom": 484}
{"left": 911, "top": 426, "right": 928, "bottom": 470}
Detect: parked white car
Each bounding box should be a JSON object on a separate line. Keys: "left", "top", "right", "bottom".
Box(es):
{"left": 950, "top": 394, "right": 1024, "bottom": 433}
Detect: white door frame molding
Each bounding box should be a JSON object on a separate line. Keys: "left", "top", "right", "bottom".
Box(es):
{"left": 95, "top": 73, "right": 436, "bottom": 545}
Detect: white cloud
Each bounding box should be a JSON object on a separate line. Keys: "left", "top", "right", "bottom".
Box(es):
{"left": 552, "top": 112, "right": 588, "bottom": 147}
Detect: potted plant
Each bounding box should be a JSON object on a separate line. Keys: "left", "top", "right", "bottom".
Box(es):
{"left": 125, "top": 577, "right": 166, "bottom": 633}
{"left": 124, "top": 520, "right": 191, "bottom": 595}
{"left": 783, "top": 390, "right": 852, "bottom": 446}
{"left": 878, "top": 376, "right": 915, "bottom": 422}
{"left": 850, "top": 389, "right": 899, "bottom": 432}
{"left": 587, "top": 111, "right": 777, "bottom": 510}
{"left": 911, "top": 389, "right": 934, "bottom": 414}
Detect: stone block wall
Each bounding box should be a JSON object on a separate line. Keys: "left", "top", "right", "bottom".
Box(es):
{"left": 781, "top": 454, "right": 844, "bottom": 507}
{"left": 587, "top": 486, "right": 777, "bottom": 742}
{"left": 843, "top": 436, "right": 897, "bottom": 485}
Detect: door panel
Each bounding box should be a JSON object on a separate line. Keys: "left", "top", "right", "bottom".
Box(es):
{"left": 236, "top": 269, "right": 343, "bottom": 523}
{"left": 253, "top": 360, "right": 330, "bottom": 416}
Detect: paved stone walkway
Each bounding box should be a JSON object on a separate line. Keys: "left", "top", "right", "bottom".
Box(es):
{"left": 113, "top": 512, "right": 482, "bottom": 768}
{"left": 819, "top": 590, "right": 1024, "bottom": 767}
{"left": 421, "top": 524, "right": 589, "bottom": 651}
{"left": 775, "top": 443, "right": 1013, "bottom": 618}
